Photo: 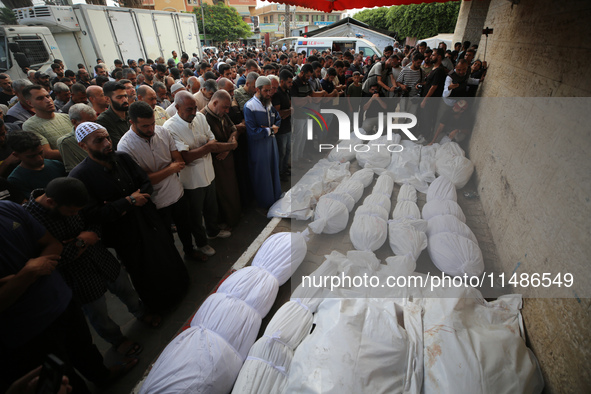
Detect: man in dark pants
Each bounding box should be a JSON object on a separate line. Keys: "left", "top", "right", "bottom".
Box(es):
{"left": 0, "top": 201, "right": 137, "bottom": 393}
{"left": 69, "top": 121, "right": 189, "bottom": 311}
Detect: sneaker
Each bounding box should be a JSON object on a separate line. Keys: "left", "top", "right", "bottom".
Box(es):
{"left": 198, "top": 245, "right": 216, "bottom": 256}
{"left": 207, "top": 230, "right": 231, "bottom": 240}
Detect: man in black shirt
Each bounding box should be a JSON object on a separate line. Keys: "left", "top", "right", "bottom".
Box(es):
{"left": 69, "top": 122, "right": 189, "bottom": 311}
{"left": 429, "top": 99, "right": 474, "bottom": 145}
{"left": 361, "top": 81, "right": 387, "bottom": 134}
{"left": 420, "top": 48, "right": 447, "bottom": 141}
{"left": 0, "top": 74, "right": 15, "bottom": 106}
{"left": 272, "top": 69, "right": 293, "bottom": 181}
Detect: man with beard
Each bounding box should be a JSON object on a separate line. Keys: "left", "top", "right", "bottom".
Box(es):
{"left": 119, "top": 101, "right": 206, "bottom": 261}
{"left": 69, "top": 122, "right": 189, "bottom": 311}
{"left": 76, "top": 68, "right": 91, "bottom": 88}
{"left": 272, "top": 69, "right": 293, "bottom": 182}
{"left": 243, "top": 76, "right": 282, "bottom": 210}
{"left": 442, "top": 59, "right": 482, "bottom": 107}
{"left": 120, "top": 79, "right": 137, "bottom": 104}
{"left": 58, "top": 103, "right": 95, "bottom": 173}
{"left": 0, "top": 74, "right": 15, "bottom": 106}
{"left": 140, "top": 64, "right": 155, "bottom": 87}
{"left": 59, "top": 83, "right": 88, "bottom": 116}
{"left": 97, "top": 81, "right": 130, "bottom": 149}
{"left": 201, "top": 90, "right": 241, "bottom": 228}
{"left": 22, "top": 85, "right": 71, "bottom": 161}
{"left": 7, "top": 131, "right": 66, "bottom": 196}
{"left": 23, "top": 177, "right": 158, "bottom": 357}
{"left": 137, "top": 85, "right": 170, "bottom": 126}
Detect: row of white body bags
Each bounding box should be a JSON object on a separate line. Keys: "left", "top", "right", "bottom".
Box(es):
{"left": 388, "top": 184, "right": 428, "bottom": 261}
{"left": 140, "top": 232, "right": 307, "bottom": 394}
{"left": 232, "top": 300, "right": 314, "bottom": 394}
{"left": 423, "top": 176, "right": 484, "bottom": 276}
{"left": 349, "top": 172, "right": 393, "bottom": 251}
{"left": 434, "top": 141, "right": 474, "bottom": 189}
{"left": 308, "top": 168, "right": 375, "bottom": 235}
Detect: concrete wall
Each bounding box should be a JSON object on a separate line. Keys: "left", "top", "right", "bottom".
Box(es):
{"left": 459, "top": 0, "right": 591, "bottom": 391}
{"left": 453, "top": 0, "right": 492, "bottom": 49}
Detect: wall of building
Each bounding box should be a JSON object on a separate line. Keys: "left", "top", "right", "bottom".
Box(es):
{"left": 453, "top": 0, "right": 491, "bottom": 49}
{"left": 457, "top": 0, "right": 591, "bottom": 391}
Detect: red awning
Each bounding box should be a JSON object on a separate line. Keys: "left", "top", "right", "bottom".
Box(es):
{"left": 277, "top": 0, "right": 459, "bottom": 13}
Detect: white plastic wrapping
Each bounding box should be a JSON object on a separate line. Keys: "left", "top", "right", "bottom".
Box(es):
{"left": 388, "top": 140, "right": 422, "bottom": 184}
{"left": 190, "top": 293, "right": 262, "bottom": 360}
{"left": 422, "top": 199, "right": 466, "bottom": 222}
{"left": 252, "top": 232, "right": 308, "bottom": 286}
{"left": 422, "top": 289, "right": 544, "bottom": 394}
{"left": 140, "top": 326, "right": 244, "bottom": 394}
{"left": 216, "top": 266, "right": 280, "bottom": 317}
{"left": 397, "top": 183, "right": 417, "bottom": 203}
{"left": 349, "top": 168, "right": 375, "bottom": 188}
{"left": 426, "top": 175, "right": 457, "bottom": 202}
{"left": 362, "top": 193, "right": 392, "bottom": 213}
{"left": 334, "top": 179, "right": 365, "bottom": 203}
{"left": 426, "top": 214, "right": 478, "bottom": 245}
{"left": 372, "top": 172, "right": 394, "bottom": 196}
{"left": 392, "top": 200, "right": 421, "bottom": 221}
{"left": 327, "top": 135, "right": 364, "bottom": 163}
{"left": 231, "top": 301, "right": 314, "bottom": 394}
{"left": 435, "top": 155, "right": 474, "bottom": 189}
{"left": 319, "top": 191, "right": 355, "bottom": 212}
{"left": 309, "top": 198, "right": 349, "bottom": 235}
{"left": 435, "top": 141, "right": 465, "bottom": 161}
{"left": 426, "top": 232, "right": 484, "bottom": 277}
{"left": 268, "top": 160, "right": 350, "bottom": 220}
{"left": 349, "top": 214, "right": 388, "bottom": 252}
{"left": 284, "top": 298, "right": 423, "bottom": 394}
{"left": 388, "top": 221, "right": 428, "bottom": 261}
{"left": 291, "top": 251, "right": 346, "bottom": 313}
{"left": 418, "top": 144, "right": 438, "bottom": 184}
{"left": 355, "top": 136, "right": 395, "bottom": 169}
{"left": 355, "top": 203, "right": 389, "bottom": 221}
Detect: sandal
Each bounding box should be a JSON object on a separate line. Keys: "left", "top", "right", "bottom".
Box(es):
{"left": 115, "top": 338, "right": 143, "bottom": 357}
{"left": 140, "top": 312, "right": 163, "bottom": 328}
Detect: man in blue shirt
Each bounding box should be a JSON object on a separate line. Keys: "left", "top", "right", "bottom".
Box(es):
{"left": 0, "top": 201, "right": 137, "bottom": 392}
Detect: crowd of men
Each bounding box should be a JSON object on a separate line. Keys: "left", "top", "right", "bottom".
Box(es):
{"left": 0, "top": 39, "right": 485, "bottom": 392}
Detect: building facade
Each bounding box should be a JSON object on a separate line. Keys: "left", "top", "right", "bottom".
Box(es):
{"left": 251, "top": 4, "right": 341, "bottom": 40}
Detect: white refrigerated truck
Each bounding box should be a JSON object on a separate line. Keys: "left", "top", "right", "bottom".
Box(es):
{"left": 0, "top": 4, "right": 202, "bottom": 79}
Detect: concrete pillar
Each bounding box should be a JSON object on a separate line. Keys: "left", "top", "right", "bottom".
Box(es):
{"left": 453, "top": 0, "right": 492, "bottom": 49}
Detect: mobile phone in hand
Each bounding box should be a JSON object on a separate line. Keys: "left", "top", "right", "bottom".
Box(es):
{"left": 36, "top": 354, "right": 64, "bottom": 394}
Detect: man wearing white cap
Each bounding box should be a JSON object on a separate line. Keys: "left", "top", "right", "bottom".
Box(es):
{"left": 243, "top": 76, "right": 282, "bottom": 210}
{"left": 165, "top": 82, "right": 187, "bottom": 117}
{"left": 69, "top": 121, "right": 190, "bottom": 311}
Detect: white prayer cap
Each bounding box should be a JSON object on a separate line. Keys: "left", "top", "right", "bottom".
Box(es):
{"left": 171, "top": 83, "right": 185, "bottom": 94}
{"left": 75, "top": 121, "right": 105, "bottom": 143}
{"left": 255, "top": 76, "right": 271, "bottom": 88}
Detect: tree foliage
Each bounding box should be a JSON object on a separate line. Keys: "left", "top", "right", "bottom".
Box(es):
{"left": 354, "top": 7, "right": 390, "bottom": 31}
{"left": 192, "top": 3, "right": 252, "bottom": 43}
{"left": 1, "top": 0, "right": 33, "bottom": 9}
{"left": 355, "top": 1, "right": 460, "bottom": 39}
{"left": 0, "top": 7, "right": 17, "bottom": 25}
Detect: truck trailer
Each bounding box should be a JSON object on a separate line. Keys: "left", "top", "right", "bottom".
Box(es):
{"left": 1, "top": 4, "right": 202, "bottom": 79}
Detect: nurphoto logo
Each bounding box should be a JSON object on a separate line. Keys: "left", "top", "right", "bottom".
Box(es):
{"left": 307, "top": 109, "right": 419, "bottom": 153}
